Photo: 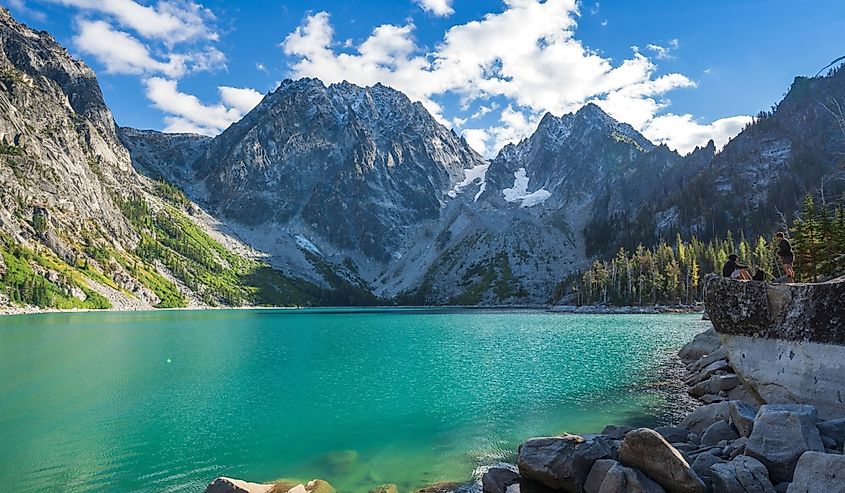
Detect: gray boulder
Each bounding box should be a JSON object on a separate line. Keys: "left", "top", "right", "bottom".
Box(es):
{"left": 690, "top": 347, "right": 729, "bottom": 372}
{"left": 689, "top": 375, "right": 740, "bottom": 398}
{"left": 786, "top": 451, "right": 845, "bottom": 493}
{"left": 518, "top": 434, "right": 612, "bottom": 492}
{"left": 681, "top": 402, "right": 733, "bottom": 435}
{"left": 710, "top": 456, "right": 776, "bottom": 493}
{"left": 584, "top": 459, "right": 617, "bottom": 493}
{"left": 816, "top": 418, "right": 845, "bottom": 451}
{"left": 691, "top": 452, "right": 725, "bottom": 480}
{"left": 701, "top": 420, "right": 740, "bottom": 447}
{"left": 601, "top": 425, "right": 633, "bottom": 440}
{"left": 482, "top": 468, "right": 520, "bottom": 493}
{"left": 618, "top": 428, "right": 705, "bottom": 493}
{"left": 597, "top": 463, "right": 667, "bottom": 493}
{"left": 700, "top": 359, "right": 731, "bottom": 379}
{"left": 655, "top": 426, "right": 693, "bottom": 444}
{"left": 730, "top": 401, "right": 758, "bottom": 438}
{"left": 679, "top": 328, "right": 722, "bottom": 362}
{"left": 745, "top": 405, "right": 825, "bottom": 484}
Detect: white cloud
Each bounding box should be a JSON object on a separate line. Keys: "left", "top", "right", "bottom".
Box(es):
{"left": 646, "top": 39, "right": 680, "bottom": 60}
{"left": 218, "top": 86, "right": 264, "bottom": 114}
{"left": 281, "top": 1, "right": 743, "bottom": 157}
{"left": 415, "top": 0, "right": 454, "bottom": 16}
{"left": 7, "top": 0, "right": 47, "bottom": 21}
{"left": 73, "top": 20, "right": 187, "bottom": 77}
{"left": 46, "top": 0, "right": 217, "bottom": 43}
{"left": 144, "top": 78, "right": 262, "bottom": 135}
{"left": 642, "top": 113, "right": 753, "bottom": 154}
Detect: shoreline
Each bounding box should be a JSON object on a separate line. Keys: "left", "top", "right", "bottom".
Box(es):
{"left": 0, "top": 303, "right": 703, "bottom": 318}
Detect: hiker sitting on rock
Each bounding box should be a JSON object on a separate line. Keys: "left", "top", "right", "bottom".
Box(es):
{"left": 722, "top": 254, "right": 752, "bottom": 280}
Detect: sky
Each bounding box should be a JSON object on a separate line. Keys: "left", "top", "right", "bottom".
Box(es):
{"left": 6, "top": 0, "right": 845, "bottom": 157}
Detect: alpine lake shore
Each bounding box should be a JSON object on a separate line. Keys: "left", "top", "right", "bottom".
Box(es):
{"left": 206, "top": 275, "right": 845, "bottom": 493}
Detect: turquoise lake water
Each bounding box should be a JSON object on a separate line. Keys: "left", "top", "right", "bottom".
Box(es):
{"left": 0, "top": 309, "right": 706, "bottom": 492}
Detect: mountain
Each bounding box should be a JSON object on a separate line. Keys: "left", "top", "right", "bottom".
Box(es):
{"left": 0, "top": 8, "right": 354, "bottom": 311}
{"left": 584, "top": 67, "right": 845, "bottom": 255}
{"left": 4, "top": 6, "right": 845, "bottom": 310}
{"left": 122, "top": 78, "right": 488, "bottom": 291}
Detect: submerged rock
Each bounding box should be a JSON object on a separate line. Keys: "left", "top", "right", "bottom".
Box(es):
{"left": 204, "top": 477, "right": 274, "bottom": 493}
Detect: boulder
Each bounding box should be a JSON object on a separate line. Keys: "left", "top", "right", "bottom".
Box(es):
{"left": 786, "top": 451, "right": 845, "bottom": 493}
{"left": 688, "top": 375, "right": 740, "bottom": 398}
{"left": 518, "top": 434, "right": 612, "bottom": 492}
{"left": 745, "top": 405, "right": 825, "bottom": 484}
{"left": 204, "top": 477, "right": 274, "bottom": 493}
{"left": 681, "top": 402, "right": 733, "bottom": 435}
{"left": 699, "top": 394, "right": 727, "bottom": 404}
{"left": 679, "top": 328, "right": 722, "bottom": 362}
{"left": 729, "top": 401, "right": 758, "bottom": 438}
{"left": 816, "top": 418, "right": 845, "bottom": 451}
{"left": 655, "top": 426, "right": 693, "bottom": 444}
{"left": 690, "top": 347, "right": 729, "bottom": 373}
{"left": 584, "top": 459, "right": 617, "bottom": 493}
{"left": 704, "top": 275, "right": 845, "bottom": 420}
{"left": 710, "top": 456, "right": 776, "bottom": 493}
{"left": 482, "top": 468, "right": 520, "bottom": 493}
{"left": 725, "top": 437, "right": 748, "bottom": 459}
{"left": 618, "top": 428, "right": 705, "bottom": 493}
{"left": 701, "top": 420, "right": 740, "bottom": 447}
{"left": 597, "top": 463, "right": 667, "bottom": 493}
{"left": 601, "top": 425, "right": 633, "bottom": 440}
{"left": 700, "top": 359, "right": 731, "bottom": 379}
{"left": 691, "top": 452, "right": 725, "bottom": 480}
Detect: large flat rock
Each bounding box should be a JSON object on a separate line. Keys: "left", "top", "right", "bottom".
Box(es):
{"left": 704, "top": 275, "right": 845, "bottom": 419}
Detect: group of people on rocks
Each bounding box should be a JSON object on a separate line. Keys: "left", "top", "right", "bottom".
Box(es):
{"left": 722, "top": 231, "right": 795, "bottom": 282}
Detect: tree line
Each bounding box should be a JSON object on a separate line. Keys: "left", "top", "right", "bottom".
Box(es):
{"left": 568, "top": 194, "right": 845, "bottom": 306}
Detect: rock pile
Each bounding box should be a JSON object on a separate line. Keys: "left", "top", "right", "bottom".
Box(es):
{"left": 480, "top": 327, "right": 845, "bottom": 493}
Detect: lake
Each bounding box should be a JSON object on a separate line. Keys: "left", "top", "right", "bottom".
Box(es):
{"left": 0, "top": 309, "right": 706, "bottom": 492}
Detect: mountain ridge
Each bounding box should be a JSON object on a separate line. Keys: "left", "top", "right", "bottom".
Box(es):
{"left": 3, "top": 6, "right": 845, "bottom": 309}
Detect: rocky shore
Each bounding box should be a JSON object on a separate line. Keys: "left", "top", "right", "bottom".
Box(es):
{"left": 205, "top": 277, "right": 844, "bottom": 493}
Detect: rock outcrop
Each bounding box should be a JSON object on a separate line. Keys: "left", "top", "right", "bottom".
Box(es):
{"left": 705, "top": 275, "right": 845, "bottom": 418}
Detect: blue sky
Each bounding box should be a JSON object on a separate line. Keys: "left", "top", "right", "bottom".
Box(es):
{"left": 7, "top": 0, "right": 845, "bottom": 156}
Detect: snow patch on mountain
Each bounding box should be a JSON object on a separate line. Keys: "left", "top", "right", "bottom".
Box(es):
{"left": 502, "top": 168, "right": 551, "bottom": 207}
{"left": 294, "top": 234, "right": 322, "bottom": 255}
{"left": 447, "top": 163, "right": 490, "bottom": 201}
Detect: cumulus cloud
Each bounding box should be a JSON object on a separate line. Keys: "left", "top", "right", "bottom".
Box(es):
{"left": 282, "top": 0, "right": 742, "bottom": 156}
{"left": 645, "top": 39, "right": 680, "bottom": 60}
{"left": 144, "top": 78, "right": 263, "bottom": 135}
{"left": 46, "top": 0, "right": 217, "bottom": 43}
{"left": 642, "top": 113, "right": 753, "bottom": 154}
{"left": 73, "top": 20, "right": 188, "bottom": 77}
{"left": 415, "top": 0, "right": 454, "bottom": 16}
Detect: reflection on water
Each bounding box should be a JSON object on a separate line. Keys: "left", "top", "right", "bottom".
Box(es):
{"left": 0, "top": 309, "right": 708, "bottom": 492}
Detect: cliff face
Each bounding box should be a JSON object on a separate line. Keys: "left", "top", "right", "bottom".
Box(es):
{"left": 704, "top": 275, "right": 845, "bottom": 419}
{"left": 0, "top": 7, "right": 138, "bottom": 252}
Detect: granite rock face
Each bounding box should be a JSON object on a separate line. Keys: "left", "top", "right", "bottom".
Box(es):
{"left": 704, "top": 275, "right": 845, "bottom": 419}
